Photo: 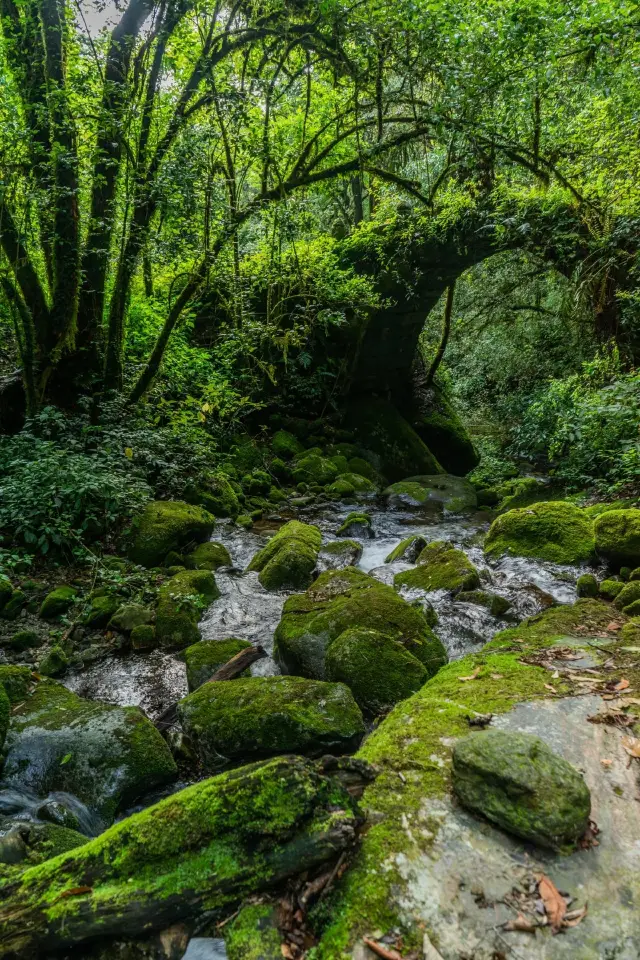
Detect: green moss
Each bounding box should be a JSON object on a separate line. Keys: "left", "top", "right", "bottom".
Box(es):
{"left": 347, "top": 457, "right": 378, "bottom": 482}
{"left": 225, "top": 903, "right": 282, "bottom": 960}
{"left": 615, "top": 580, "right": 640, "bottom": 612}
{"left": 456, "top": 590, "right": 511, "bottom": 616}
{"left": 495, "top": 476, "right": 551, "bottom": 513}
{"left": 178, "top": 675, "right": 364, "bottom": 767}
{"left": 272, "top": 430, "right": 304, "bottom": 460}
{"left": 0, "top": 665, "right": 33, "bottom": 704}
{"left": 577, "top": 573, "right": 599, "bottom": 598}
{"left": 384, "top": 474, "right": 477, "bottom": 512}
{"left": 484, "top": 597, "right": 617, "bottom": 653}
{"left": 346, "top": 398, "right": 442, "bottom": 483}
{"left": 83, "top": 593, "right": 119, "bottom": 628}
{"left": 38, "top": 586, "right": 76, "bottom": 620}
{"left": 325, "top": 628, "right": 428, "bottom": 713}
{"left": 38, "top": 645, "right": 68, "bottom": 677}
{"left": 339, "top": 472, "right": 375, "bottom": 492}
{"left": 0, "top": 684, "right": 9, "bottom": 751}
{"left": 594, "top": 508, "right": 640, "bottom": 568}
{"left": 126, "top": 500, "right": 216, "bottom": 567}
{"left": 412, "top": 385, "right": 479, "bottom": 476}
{"left": 630, "top": 567, "right": 640, "bottom": 581}
{"left": 395, "top": 541, "right": 480, "bottom": 593}
{"left": 274, "top": 568, "right": 446, "bottom": 681}
{"left": 336, "top": 512, "right": 372, "bottom": 536}
{"left": 600, "top": 578, "right": 624, "bottom": 600}
{"left": 583, "top": 500, "right": 634, "bottom": 518}
{"left": 184, "top": 638, "right": 252, "bottom": 691}
{"left": 0, "top": 575, "right": 13, "bottom": 610}
{"left": 186, "top": 473, "right": 240, "bottom": 519}
{"left": 0, "top": 589, "right": 26, "bottom": 621}
{"left": 292, "top": 455, "right": 339, "bottom": 486}
{"left": 623, "top": 599, "right": 640, "bottom": 617}
{"left": 131, "top": 624, "right": 156, "bottom": 650}
{"left": 384, "top": 535, "right": 428, "bottom": 563}
{"left": 484, "top": 501, "right": 595, "bottom": 564}
{"left": 156, "top": 569, "right": 220, "bottom": 649}
{"left": 7, "top": 629, "right": 43, "bottom": 651}
{"left": 328, "top": 478, "right": 356, "bottom": 498}
{"left": 247, "top": 520, "right": 322, "bottom": 592}
{"left": 186, "top": 541, "right": 232, "bottom": 571}
{"left": 620, "top": 618, "right": 640, "bottom": 645}
{"left": 329, "top": 455, "right": 350, "bottom": 475}
{"left": 108, "top": 603, "right": 153, "bottom": 633}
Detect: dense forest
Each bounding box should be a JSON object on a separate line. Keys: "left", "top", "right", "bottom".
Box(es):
{"left": 0, "top": 0, "right": 639, "bottom": 957}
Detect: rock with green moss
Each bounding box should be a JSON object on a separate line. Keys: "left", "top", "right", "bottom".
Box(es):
{"left": 317, "top": 540, "right": 363, "bottom": 573}
{"left": 83, "top": 592, "right": 119, "bottom": 628}
{"left": 108, "top": 603, "right": 154, "bottom": 634}
{"left": 156, "top": 569, "right": 220, "bottom": 649}
{"left": 292, "top": 454, "right": 339, "bottom": 486}
{"left": 329, "top": 455, "right": 350, "bottom": 475}
{"left": 0, "top": 575, "right": 13, "bottom": 610}
{"left": 614, "top": 580, "right": 640, "bottom": 612}
{"left": 395, "top": 541, "right": 480, "bottom": 594}
{"left": 268, "top": 486, "right": 287, "bottom": 504}
{"left": 131, "top": 624, "right": 156, "bottom": 651}
{"left": 178, "top": 675, "right": 364, "bottom": 767}
{"left": 452, "top": 730, "right": 590, "bottom": 849}
{"left": 1, "top": 678, "right": 176, "bottom": 827}
{"left": 0, "top": 665, "right": 32, "bottom": 704}
{"left": 39, "top": 586, "right": 76, "bottom": 620}
{"left": 271, "top": 457, "right": 292, "bottom": 483}
{"left": 325, "top": 627, "right": 429, "bottom": 713}
{"left": 577, "top": 573, "right": 599, "bottom": 598}
{"left": 339, "top": 472, "right": 375, "bottom": 492}
{"left": 0, "top": 821, "right": 86, "bottom": 880}
{"left": 0, "top": 755, "right": 363, "bottom": 957}
{"left": 385, "top": 535, "right": 428, "bottom": 564}
{"left": 599, "top": 578, "right": 623, "bottom": 600}
{"left": 186, "top": 473, "right": 240, "bottom": 519}
{"left": 38, "top": 645, "right": 68, "bottom": 677}
{"left": 6, "top": 629, "right": 43, "bottom": 652}
{"left": 247, "top": 520, "right": 322, "bottom": 592}
{"left": 412, "top": 383, "right": 479, "bottom": 476}
{"left": 455, "top": 590, "right": 511, "bottom": 616}
{"left": 630, "top": 567, "right": 640, "bottom": 581}
{"left": 126, "top": 500, "right": 216, "bottom": 567}
{"left": 624, "top": 599, "right": 640, "bottom": 617}
{"left": 347, "top": 457, "right": 378, "bottom": 483}
{"left": 0, "top": 589, "right": 26, "bottom": 621}
{"left": 185, "top": 541, "right": 231, "bottom": 571}
{"left": 225, "top": 903, "right": 283, "bottom": 960}
{"left": 384, "top": 474, "right": 477, "bottom": 513}
{"left": 346, "top": 397, "right": 442, "bottom": 482}
{"left": 328, "top": 477, "right": 356, "bottom": 499}
{"left": 484, "top": 501, "right": 595, "bottom": 564}
{"left": 272, "top": 429, "right": 304, "bottom": 460}
{"left": 243, "top": 470, "right": 272, "bottom": 496}
{"left": 336, "top": 512, "right": 373, "bottom": 538}
{"left": 274, "top": 568, "right": 446, "bottom": 681}
{"left": 494, "top": 476, "right": 550, "bottom": 513}
{"left": 0, "top": 685, "right": 8, "bottom": 753}
{"left": 595, "top": 508, "right": 640, "bottom": 568}
{"left": 184, "top": 638, "right": 252, "bottom": 691}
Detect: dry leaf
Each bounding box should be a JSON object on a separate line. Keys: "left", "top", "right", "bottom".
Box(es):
{"left": 281, "top": 945, "right": 295, "bottom": 959}
{"left": 459, "top": 667, "right": 481, "bottom": 682}
{"left": 544, "top": 684, "right": 557, "bottom": 693}
{"left": 601, "top": 758, "right": 613, "bottom": 767}
{"left": 606, "top": 622, "right": 623, "bottom": 632}
{"left": 55, "top": 886, "right": 93, "bottom": 900}
{"left": 362, "top": 938, "right": 403, "bottom": 960}
{"left": 503, "top": 913, "right": 537, "bottom": 934}
{"left": 621, "top": 736, "right": 640, "bottom": 758}
{"left": 588, "top": 709, "right": 633, "bottom": 728}
{"left": 615, "top": 679, "right": 630, "bottom": 691}
{"left": 563, "top": 903, "right": 588, "bottom": 927}
{"left": 537, "top": 874, "right": 567, "bottom": 933}
{"left": 552, "top": 670, "right": 560, "bottom": 679}
{"left": 491, "top": 673, "right": 503, "bottom": 679}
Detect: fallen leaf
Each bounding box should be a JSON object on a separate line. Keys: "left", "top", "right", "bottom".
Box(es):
{"left": 503, "top": 913, "right": 537, "bottom": 934}
{"left": 544, "top": 684, "right": 557, "bottom": 693}
{"left": 621, "top": 736, "right": 640, "bottom": 758}
{"left": 281, "top": 945, "right": 295, "bottom": 959}
{"left": 563, "top": 903, "right": 588, "bottom": 927}
{"left": 552, "top": 670, "right": 560, "bottom": 679}
{"left": 588, "top": 709, "right": 633, "bottom": 728}
{"left": 606, "top": 622, "right": 623, "bottom": 632}
{"left": 615, "top": 679, "right": 630, "bottom": 691}
{"left": 537, "top": 874, "right": 566, "bottom": 933}
{"left": 490, "top": 673, "right": 503, "bottom": 680}
{"left": 459, "top": 667, "right": 481, "bottom": 682}
{"left": 55, "top": 886, "right": 93, "bottom": 900}
{"left": 362, "top": 938, "right": 403, "bottom": 960}
{"left": 601, "top": 758, "right": 613, "bottom": 767}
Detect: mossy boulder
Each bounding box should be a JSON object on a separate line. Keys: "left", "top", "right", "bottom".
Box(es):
{"left": 328, "top": 477, "right": 356, "bottom": 499}
{"left": 347, "top": 457, "right": 378, "bottom": 482}
{"left": 614, "top": 580, "right": 640, "bottom": 612}
{"left": 0, "top": 665, "right": 32, "bottom": 704}
{"left": 38, "top": 645, "right": 68, "bottom": 677}
{"left": 317, "top": 540, "right": 363, "bottom": 573}
{"left": 0, "top": 575, "right": 13, "bottom": 610}
{"left": 274, "top": 568, "right": 446, "bottom": 681}
{"left": 594, "top": 508, "right": 640, "bottom": 568}
{"left": 494, "top": 476, "right": 551, "bottom": 513}
{"left": 247, "top": 520, "right": 322, "bottom": 591}
{"left": 1, "top": 679, "right": 176, "bottom": 826}
{"left": 329, "top": 455, "right": 350, "bottom": 475}
{"left": 630, "top": 567, "right": 640, "bottom": 581}
{"left": 39, "top": 586, "right": 76, "bottom": 620}
{"left": 0, "top": 589, "right": 26, "bottom": 621}
{"left": 600, "top": 578, "right": 624, "bottom": 600}
{"left": 0, "top": 685, "right": 9, "bottom": 753}
{"left": 395, "top": 541, "right": 480, "bottom": 594}
{"left": 225, "top": 903, "right": 282, "bottom": 960}
{"left": 126, "top": 500, "right": 216, "bottom": 567}
{"left": 292, "top": 455, "right": 339, "bottom": 486}
{"left": 325, "top": 627, "right": 429, "bottom": 713}
{"left": 243, "top": 470, "right": 272, "bottom": 496}
{"left": 339, "top": 472, "right": 375, "bottom": 492}
{"left": 456, "top": 590, "right": 511, "bottom": 617}
{"left": 452, "top": 730, "right": 591, "bottom": 849}
{"left": 385, "top": 535, "right": 428, "bottom": 563}
{"left": 336, "top": 512, "right": 373, "bottom": 538}
{"left": 577, "top": 573, "right": 599, "bottom": 598}
{"left": 412, "top": 384, "right": 479, "bottom": 476}
{"left": 484, "top": 501, "right": 595, "bottom": 564}
{"left": 186, "top": 473, "right": 240, "bottom": 519}
{"left": 156, "top": 569, "right": 220, "bottom": 649}
{"left": 272, "top": 429, "right": 304, "bottom": 460}
{"left": 6, "top": 629, "right": 43, "bottom": 651}
{"left": 83, "top": 592, "right": 119, "bottom": 628}
{"left": 184, "top": 638, "right": 252, "bottom": 691}
{"left": 0, "top": 821, "right": 86, "bottom": 878}
{"left": 185, "top": 541, "right": 231, "bottom": 571}
{"left": 131, "top": 624, "right": 156, "bottom": 650}
{"left": 108, "top": 603, "right": 154, "bottom": 634}
{"left": 178, "top": 675, "right": 364, "bottom": 766}
{"left": 345, "top": 397, "right": 442, "bottom": 482}
{"left": 384, "top": 474, "right": 477, "bottom": 513}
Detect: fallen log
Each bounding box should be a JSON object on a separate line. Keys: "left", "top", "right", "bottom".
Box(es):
{"left": 0, "top": 755, "right": 369, "bottom": 958}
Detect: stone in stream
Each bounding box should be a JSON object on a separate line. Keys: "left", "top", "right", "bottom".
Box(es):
{"left": 185, "top": 541, "right": 232, "bottom": 571}
{"left": 126, "top": 500, "right": 216, "bottom": 568}
{"left": 384, "top": 534, "right": 428, "bottom": 563}
{"left": 316, "top": 539, "right": 363, "bottom": 573}
{"left": 0, "top": 821, "right": 86, "bottom": 872}
{"left": 246, "top": 520, "right": 322, "bottom": 591}
{"left": 325, "top": 627, "right": 429, "bottom": 713}
{"left": 594, "top": 508, "right": 640, "bottom": 569}
{"left": 384, "top": 474, "right": 477, "bottom": 513}
{"left": 292, "top": 453, "right": 339, "bottom": 486}
{"left": 576, "top": 572, "right": 599, "bottom": 598}
{"left": 455, "top": 590, "right": 511, "bottom": 617}
{"left": 599, "top": 577, "right": 624, "bottom": 600}
{"left": 185, "top": 472, "right": 240, "bottom": 520}
{"left": 0, "top": 676, "right": 176, "bottom": 828}
{"left": 484, "top": 500, "right": 596, "bottom": 564}
{"left": 0, "top": 683, "right": 9, "bottom": 752}
{"left": 394, "top": 541, "right": 480, "bottom": 593}
{"left": 452, "top": 730, "right": 591, "bottom": 849}
{"left": 274, "top": 567, "right": 446, "bottom": 681}
{"left": 156, "top": 569, "right": 220, "bottom": 649}
{"left": 108, "top": 603, "right": 154, "bottom": 634}
{"left": 184, "top": 638, "right": 252, "bottom": 691}
{"left": 336, "top": 512, "right": 374, "bottom": 538}
{"left": 271, "top": 429, "right": 304, "bottom": 460}
{"left": 39, "top": 585, "right": 76, "bottom": 619}
{"left": 177, "top": 675, "right": 364, "bottom": 767}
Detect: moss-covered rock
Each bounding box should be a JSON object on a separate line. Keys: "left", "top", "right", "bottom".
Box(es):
{"left": 247, "top": 520, "right": 322, "bottom": 592}
{"left": 412, "top": 384, "right": 479, "bottom": 476}
{"left": 456, "top": 590, "right": 511, "bottom": 616}
{"left": 494, "top": 476, "right": 551, "bottom": 513}
{"left": 292, "top": 454, "right": 339, "bottom": 486}
{"left": 328, "top": 477, "right": 356, "bottom": 499}
{"left": 83, "top": 593, "right": 119, "bottom": 628}
{"left": 0, "top": 684, "right": 9, "bottom": 753}
{"left": 347, "top": 457, "right": 378, "bottom": 482}
{"left": 384, "top": 535, "right": 428, "bottom": 563}
{"left": 184, "top": 638, "right": 252, "bottom": 691}
{"left": 325, "top": 627, "right": 429, "bottom": 713}
{"left": 484, "top": 501, "right": 595, "bottom": 564}
{"left": 0, "top": 665, "right": 32, "bottom": 704}
{"left": 225, "top": 903, "right": 282, "bottom": 960}
{"left": 156, "top": 569, "right": 220, "bottom": 649}
{"left": 108, "top": 603, "right": 153, "bottom": 634}
{"left": 0, "top": 588, "right": 26, "bottom": 621}
{"left": 317, "top": 539, "right": 363, "bottom": 573}
{"left": 126, "top": 500, "right": 216, "bottom": 567}
{"left": 0, "top": 575, "right": 13, "bottom": 610}
{"left": 600, "top": 578, "right": 624, "bottom": 600}
{"left": 614, "top": 580, "right": 640, "bottom": 612}
{"left": 186, "top": 473, "right": 240, "bottom": 519}
{"left": 130, "top": 623, "right": 156, "bottom": 650}
{"left": 594, "top": 508, "right": 640, "bottom": 568}
{"left": 577, "top": 573, "right": 599, "bottom": 598}
{"left": 274, "top": 568, "right": 446, "bottom": 681}
{"left": 1, "top": 679, "right": 176, "bottom": 826}
{"left": 0, "top": 821, "right": 86, "bottom": 880}
{"left": 243, "top": 470, "right": 272, "bottom": 496}
{"left": 39, "top": 586, "right": 76, "bottom": 620}
{"left": 630, "top": 567, "right": 640, "bottom": 582}
{"left": 185, "top": 541, "right": 231, "bottom": 571}
{"left": 329, "top": 455, "right": 350, "bottom": 475}
{"left": 272, "top": 429, "right": 304, "bottom": 460}
{"left": 384, "top": 474, "right": 477, "bottom": 513}
{"left": 339, "top": 472, "right": 375, "bottom": 492}
{"left": 345, "top": 398, "right": 442, "bottom": 482}
{"left": 178, "top": 675, "right": 364, "bottom": 766}
{"left": 6, "top": 629, "right": 43, "bottom": 651}
{"left": 336, "top": 512, "right": 373, "bottom": 538}
{"left": 452, "top": 730, "right": 590, "bottom": 849}
{"left": 38, "top": 645, "right": 68, "bottom": 677}
{"left": 395, "top": 541, "right": 480, "bottom": 594}
{"left": 624, "top": 599, "right": 640, "bottom": 617}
